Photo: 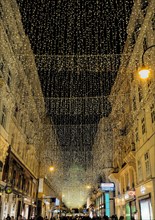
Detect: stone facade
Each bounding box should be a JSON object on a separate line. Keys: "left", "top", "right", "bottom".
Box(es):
{"left": 0, "top": 0, "right": 60, "bottom": 219}
{"left": 108, "top": 0, "right": 155, "bottom": 219}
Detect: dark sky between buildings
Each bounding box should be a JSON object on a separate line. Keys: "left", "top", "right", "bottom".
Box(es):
{"left": 17, "top": 0, "right": 133, "bottom": 166}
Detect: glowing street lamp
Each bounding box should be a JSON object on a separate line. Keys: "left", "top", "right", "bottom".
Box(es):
{"left": 138, "top": 67, "right": 151, "bottom": 79}
{"left": 49, "top": 165, "right": 55, "bottom": 172}
{"left": 86, "top": 185, "right": 91, "bottom": 189}
{"left": 138, "top": 45, "right": 155, "bottom": 79}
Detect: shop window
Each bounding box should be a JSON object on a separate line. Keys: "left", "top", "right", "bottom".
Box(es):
{"left": 138, "top": 160, "right": 143, "bottom": 181}
{"left": 1, "top": 105, "right": 7, "bottom": 129}
{"left": 140, "top": 198, "right": 153, "bottom": 219}
{"left": 144, "top": 152, "right": 151, "bottom": 177}
{"left": 150, "top": 104, "right": 155, "bottom": 123}
{"left": 133, "top": 96, "right": 137, "bottom": 111}
{"left": 141, "top": 117, "right": 146, "bottom": 134}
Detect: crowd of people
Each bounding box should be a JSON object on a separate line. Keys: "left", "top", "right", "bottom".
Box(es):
{"left": 36, "top": 215, "right": 126, "bottom": 220}
{"left": 4, "top": 214, "right": 137, "bottom": 220}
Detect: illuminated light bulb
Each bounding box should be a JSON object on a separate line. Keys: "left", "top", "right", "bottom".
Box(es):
{"left": 138, "top": 68, "right": 150, "bottom": 79}
{"left": 49, "top": 165, "right": 54, "bottom": 171}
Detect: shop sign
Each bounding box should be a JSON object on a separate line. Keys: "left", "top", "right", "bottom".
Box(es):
{"left": 24, "top": 198, "right": 32, "bottom": 204}
{"left": 124, "top": 191, "right": 135, "bottom": 200}
{"left": 100, "top": 182, "right": 115, "bottom": 191}
{"left": 128, "top": 190, "right": 135, "bottom": 196}
{"left": 140, "top": 185, "right": 146, "bottom": 194}
{"left": 38, "top": 178, "right": 43, "bottom": 193}
{"left": 5, "top": 186, "right": 13, "bottom": 194}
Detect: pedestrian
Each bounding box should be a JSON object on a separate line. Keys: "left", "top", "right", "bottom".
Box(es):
{"left": 6, "top": 215, "right": 11, "bottom": 220}
{"left": 18, "top": 215, "right": 23, "bottom": 220}
{"left": 37, "top": 216, "right": 44, "bottom": 220}
{"left": 11, "top": 216, "right": 15, "bottom": 220}
{"left": 119, "top": 217, "right": 124, "bottom": 220}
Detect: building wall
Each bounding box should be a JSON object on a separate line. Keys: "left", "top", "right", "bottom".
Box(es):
{"left": 0, "top": 0, "right": 54, "bottom": 219}
{"left": 108, "top": 0, "right": 155, "bottom": 219}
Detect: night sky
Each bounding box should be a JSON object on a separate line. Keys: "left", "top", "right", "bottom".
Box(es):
{"left": 17, "top": 0, "right": 133, "bottom": 161}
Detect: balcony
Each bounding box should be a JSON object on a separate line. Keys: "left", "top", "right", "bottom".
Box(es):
{"left": 124, "top": 143, "right": 136, "bottom": 164}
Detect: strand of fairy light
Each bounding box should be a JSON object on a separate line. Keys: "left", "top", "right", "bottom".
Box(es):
{"left": 15, "top": 0, "right": 134, "bottom": 208}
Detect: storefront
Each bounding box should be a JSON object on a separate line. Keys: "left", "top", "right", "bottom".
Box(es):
{"left": 125, "top": 200, "right": 136, "bottom": 220}
{"left": 139, "top": 195, "right": 153, "bottom": 220}
{"left": 136, "top": 180, "right": 154, "bottom": 220}
{"left": 124, "top": 191, "right": 136, "bottom": 220}
{"left": 115, "top": 196, "right": 126, "bottom": 218}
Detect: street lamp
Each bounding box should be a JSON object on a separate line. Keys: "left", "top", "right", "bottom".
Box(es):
{"left": 138, "top": 45, "right": 155, "bottom": 79}
{"left": 49, "top": 164, "right": 55, "bottom": 172}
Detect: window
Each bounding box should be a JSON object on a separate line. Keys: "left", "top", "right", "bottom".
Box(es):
{"left": 14, "top": 103, "right": 18, "bottom": 118}
{"left": 0, "top": 2, "right": 4, "bottom": 19}
{"left": 138, "top": 86, "right": 143, "bottom": 102}
{"left": 131, "top": 72, "right": 134, "bottom": 82}
{"left": 152, "top": 13, "right": 155, "bottom": 31}
{"left": 11, "top": 134, "right": 15, "bottom": 148}
{"left": 133, "top": 96, "right": 137, "bottom": 111}
{"left": 143, "top": 37, "right": 148, "bottom": 52}
{"left": 144, "top": 152, "right": 151, "bottom": 177}
{"left": 135, "top": 20, "right": 141, "bottom": 39}
{"left": 150, "top": 104, "right": 155, "bottom": 123}
{"left": 7, "top": 69, "right": 11, "bottom": 87}
{"left": 147, "top": 78, "right": 152, "bottom": 87}
{"left": 130, "top": 33, "right": 136, "bottom": 47}
{"left": 138, "top": 160, "right": 143, "bottom": 181}
{"left": 141, "top": 117, "right": 146, "bottom": 134}
{"left": 20, "top": 113, "right": 23, "bottom": 127}
{"left": 141, "top": 0, "right": 148, "bottom": 16}
{"left": 1, "top": 105, "right": 7, "bottom": 128}
{"left": 135, "top": 127, "right": 139, "bottom": 142}
{"left": 0, "top": 60, "right": 4, "bottom": 73}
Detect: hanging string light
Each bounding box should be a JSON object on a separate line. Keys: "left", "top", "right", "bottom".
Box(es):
{"left": 16, "top": 0, "right": 134, "bottom": 208}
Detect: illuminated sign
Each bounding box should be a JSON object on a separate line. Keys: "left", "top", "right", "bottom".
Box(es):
{"left": 128, "top": 191, "right": 135, "bottom": 196}
{"left": 140, "top": 186, "right": 146, "bottom": 194}
{"left": 100, "top": 182, "right": 115, "bottom": 191}
{"left": 5, "top": 186, "right": 13, "bottom": 194}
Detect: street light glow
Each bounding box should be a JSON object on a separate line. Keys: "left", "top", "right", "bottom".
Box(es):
{"left": 49, "top": 165, "right": 54, "bottom": 171}
{"left": 138, "top": 68, "right": 150, "bottom": 79}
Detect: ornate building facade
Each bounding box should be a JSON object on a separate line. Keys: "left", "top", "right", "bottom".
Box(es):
{"left": 0, "top": 0, "right": 61, "bottom": 219}
{"left": 108, "top": 0, "right": 155, "bottom": 219}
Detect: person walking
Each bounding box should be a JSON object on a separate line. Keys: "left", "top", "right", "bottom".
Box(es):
{"left": 6, "top": 214, "right": 11, "bottom": 220}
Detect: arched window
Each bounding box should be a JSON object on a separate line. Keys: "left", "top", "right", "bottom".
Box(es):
{"left": 1, "top": 105, "right": 7, "bottom": 128}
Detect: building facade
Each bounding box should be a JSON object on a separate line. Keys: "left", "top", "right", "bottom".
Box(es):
{"left": 0, "top": 0, "right": 59, "bottom": 219}
{"left": 109, "top": 0, "right": 155, "bottom": 219}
